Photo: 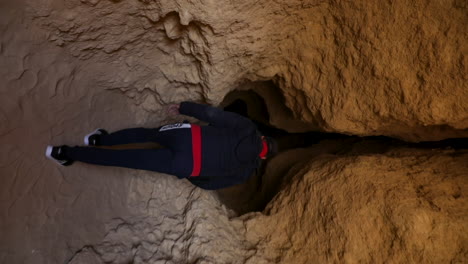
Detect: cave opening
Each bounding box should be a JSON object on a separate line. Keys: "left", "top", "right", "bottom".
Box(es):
{"left": 214, "top": 81, "right": 468, "bottom": 216}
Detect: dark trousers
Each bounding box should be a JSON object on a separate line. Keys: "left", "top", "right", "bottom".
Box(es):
{"left": 64, "top": 127, "right": 193, "bottom": 178}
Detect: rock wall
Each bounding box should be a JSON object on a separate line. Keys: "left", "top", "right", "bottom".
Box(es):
{"left": 244, "top": 148, "right": 468, "bottom": 263}
{"left": 66, "top": 147, "right": 468, "bottom": 264}
{"left": 30, "top": 0, "right": 468, "bottom": 141}
{"left": 0, "top": 0, "right": 467, "bottom": 263}
{"left": 273, "top": 0, "right": 468, "bottom": 141}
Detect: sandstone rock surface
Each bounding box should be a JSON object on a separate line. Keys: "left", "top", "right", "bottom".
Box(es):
{"left": 65, "top": 147, "right": 468, "bottom": 264}
{"left": 244, "top": 147, "right": 468, "bottom": 263}
{"left": 29, "top": 0, "right": 468, "bottom": 141}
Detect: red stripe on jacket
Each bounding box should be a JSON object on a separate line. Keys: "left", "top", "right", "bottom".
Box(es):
{"left": 190, "top": 124, "right": 202, "bottom": 176}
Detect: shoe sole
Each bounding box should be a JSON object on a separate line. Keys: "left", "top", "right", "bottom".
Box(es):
{"left": 84, "top": 128, "right": 103, "bottom": 146}
{"left": 45, "top": 145, "right": 68, "bottom": 166}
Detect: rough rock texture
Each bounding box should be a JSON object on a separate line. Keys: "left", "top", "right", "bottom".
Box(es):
{"left": 272, "top": 0, "right": 468, "bottom": 141}
{"left": 1, "top": 0, "right": 467, "bottom": 263}
{"left": 66, "top": 147, "right": 468, "bottom": 263}
{"left": 68, "top": 176, "right": 254, "bottom": 264}
{"left": 29, "top": 0, "right": 468, "bottom": 141}
{"left": 244, "top": 147, "right": 468, "bottom": 263}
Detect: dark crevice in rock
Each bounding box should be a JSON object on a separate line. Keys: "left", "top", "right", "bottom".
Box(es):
{"left": 215, "top": 82, "right": 468, "bottom": 215}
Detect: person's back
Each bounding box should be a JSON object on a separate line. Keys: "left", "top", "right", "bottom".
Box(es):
{"left": 46, "top": 101, "right": 278, "bottom": 190}
{"left": 178, "top": 102, "right": 265, "bottom": 189}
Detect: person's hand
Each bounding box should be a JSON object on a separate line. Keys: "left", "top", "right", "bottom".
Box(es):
{"left": 167, "top": 104, "right": 180, "bottom": 116}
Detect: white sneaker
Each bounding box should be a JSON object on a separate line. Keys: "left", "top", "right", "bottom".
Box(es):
{"left": 45, "top": 145, "right": 73, "bottom": 166}
{"left": 84, "top": 129, "right": 108, "bottom": 146}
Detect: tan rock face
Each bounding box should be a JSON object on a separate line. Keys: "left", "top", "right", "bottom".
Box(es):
{"left": 64, "top": 148, "right": 468, "bottom": 263}
{"left": 244, "top": 148, "right": 468, "bottom": 263}
{"left": 274, "top": 1, "right": 468, "bottom": 141}
{"left": 30, "top": 0, "right": 468, "bottom": 141}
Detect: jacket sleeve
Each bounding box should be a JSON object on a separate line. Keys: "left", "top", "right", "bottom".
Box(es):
{"left": 179, "top": 101, "right": 255, "bottom": 130}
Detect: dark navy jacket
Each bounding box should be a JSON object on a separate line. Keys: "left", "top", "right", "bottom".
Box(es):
{"left": 179, "top": 102, "right": 263, "bottom": 190}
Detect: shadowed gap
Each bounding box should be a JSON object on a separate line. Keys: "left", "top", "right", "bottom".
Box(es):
{"left": 215, "top": 83, "right": 468, "bottom": 215}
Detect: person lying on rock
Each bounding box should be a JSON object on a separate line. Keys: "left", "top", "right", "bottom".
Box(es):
{"left": 45, "top": 101, "right": 278, "bottom": 190}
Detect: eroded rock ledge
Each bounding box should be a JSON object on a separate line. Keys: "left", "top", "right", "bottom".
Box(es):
{"left": 31, "top": 0, "right": 467, "bottom": 141}
{"left": 68, "top": 147, "right": 468, "bottom": 264}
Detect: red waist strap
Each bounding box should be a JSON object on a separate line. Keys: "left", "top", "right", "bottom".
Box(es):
{"left": 259, "top": 137, "right": 269, "bottom": 159}
{"left": 190, "top": 124, "right": 202, "bottom": 177}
